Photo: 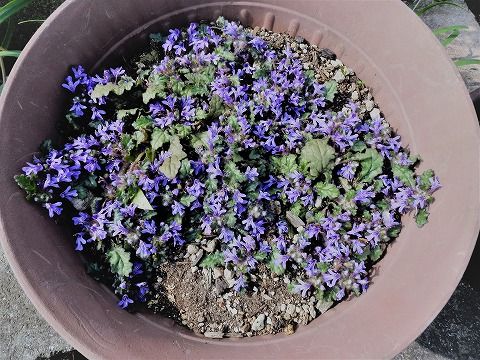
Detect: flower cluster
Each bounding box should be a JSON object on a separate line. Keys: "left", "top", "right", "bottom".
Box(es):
{"left": 15, "top": 18, "right": 440, "bottom": 310}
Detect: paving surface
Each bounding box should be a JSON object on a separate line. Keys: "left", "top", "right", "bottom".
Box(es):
{"left": 0, "top": 0, "right": 479, "bottom": 359}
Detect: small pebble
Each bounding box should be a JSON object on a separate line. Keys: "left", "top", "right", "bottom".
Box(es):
{"left": 204, "top": 331, "right": 224, "bottom": 339}
{"left": 187, "top": 244, "right": 199, "bottom": 254}
{"left": 365, "top": 100, "right": 374, "bottom": 111}
{"left": 190, "top": 249, "right": 204, "bottom": 266}
{"left": 333, "top": 69, "right": 345, "bottom": 82}
{"left": 251, "top": 314, "right": 266, "bottom": 332}
{"left": 213, "top": 267, "right": 223, "bottom": 279}
{"left": 286, "top": 304, "right": 295, "bottom": 315}
{"left": 370, "top": 108, "right": 381, "bottom": 119}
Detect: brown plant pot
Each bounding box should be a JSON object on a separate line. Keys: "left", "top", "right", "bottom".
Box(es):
{"left": 0, "top": 1, "right": 479, "bottom": 359}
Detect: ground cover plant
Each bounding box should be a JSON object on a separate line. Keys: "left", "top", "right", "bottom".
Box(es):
{"left": 15, "top": 17, "right": 440, "bottom": 337}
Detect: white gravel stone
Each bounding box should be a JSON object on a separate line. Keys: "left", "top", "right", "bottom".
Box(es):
{"left": 251, "top": 314, "right": 266, "bottom": 332}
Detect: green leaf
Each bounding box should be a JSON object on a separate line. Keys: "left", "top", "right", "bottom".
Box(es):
{"left": 179, "top": 159, "right": 192, "bottom": 178}
{"left": 215, "top": 48, "right": 235, "bottom": 61}
{"left": 415, "top": 0, "right": 464, "bottom": 16}
{"left": 225, "top": 161, "right": 246, "bottom": 184}
{"left": 143, "top": 74, "right": 167, "bottom": 104}
{"left": 151, "top": 128, "right": 170, "bottom": 151}
{"left": 454, "top": 58, "right": 480, "bottom": 67}
{"left": 180, "top": 195, "right": 196, "bottom": 207}
{"left": 433, "top": 25, "right": 467, "bottom": 47}
{"left": 370, "top": 246, "right": 384, "bottom": 262}
{"left": 117, "top": 108, "right": 138, "bottom": 120}
{"left": 314, "top": 182, "right": 340, "bottom": 199}
{"left": 14, "top": 174, "right": 37, "bottom": 195}
{"left": 90, "top": 77, "right": 134, "bottom": 99}
{"left": 286, "top": 210, "right": 305, "bottom": 228}
{"left": 159, "top": 136, "right": 187, "bottom": 179}
{"left": 107, "top": 246, "right": 133, "bottom": 277}
{"left": 324, "top": 80, "right": 338, "bottom": 102}
{"left": 131, "top": 189, "right": 154, "bottom": 210}
{"left": 387, "top": 225, "right": 402, "bottom": 238}
{"left": 351, "top": 141, "right": 367, "bottom": 152}
{"left": 254, "top": 251, "right": 268, "bottom": 261}
{"left": 0, "top": 0, "right": 33, "bottom": 25}
{"left": 132, "top": 130, "right": 147, "bottom": 144}
{"left": 272, "top": 154, "right": 298, "bottom": 175}
{"left": 184, "top": 65, "right": 215, "bottom": 96}
{"left": 300, "top": 138, "right": 335, "bottom": 178}
{"left": 207, "top": 95, "right": 224, "bottom": 118}
{"left": 0, "top": 50, "right": 20, "bottom": 58}
{"left": 199, "top": 251, "right": 224, "bottom": 268}
{"left": 132, "top": 116, "right": 152, "bottom": 130}
{"left": 415, "top": 209, "right": 429, "bottom": 227}
{"left": 191, "top": 131, "right": 209, "bottom": 149}
{"left": 392, "top": 162, "right": 416, "bottom": 188}
{"left": 419, "top": 169, "right": 435, "bottom": 191}
{"left": 268, "top": 251, "right": 286, "bottom": 275}
{"left": 353, "top": 148, "right": 384, "bottom": 183}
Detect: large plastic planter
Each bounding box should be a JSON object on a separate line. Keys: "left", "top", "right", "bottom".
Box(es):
{"left": 0, "top": 1, "right": 479, "bottom": 359}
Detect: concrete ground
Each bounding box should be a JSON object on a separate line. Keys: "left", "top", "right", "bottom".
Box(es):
{"left": 0, "top": 0, "right": 479, "bottom": 359}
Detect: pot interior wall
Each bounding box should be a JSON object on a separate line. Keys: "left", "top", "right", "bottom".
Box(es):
{"left": 0, "top": 1, "right": 478, "bottom": 359}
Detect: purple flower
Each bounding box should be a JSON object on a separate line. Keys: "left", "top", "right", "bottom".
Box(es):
{"left": 245, "top": 166, "right": 259, "bottom": 181}
{"left": 44, "top": 202, "right": 63, "bottom": 217}
{"left": 91, "top": 107, "right": 106, "bottom": 121}
{"left": 62, "top": 76, "right": 80, "bottom": 92}
{"left": 429, "top": 176, "right": 441, "bottom": 193}
{"left": 132, "top": 262, "right": 143, "bottom": 275}
{"left": 338, "top": 162, "right": 355, "bottom": 181}
{"left": 136, "top": 282, "right": 149, "bottom": 302}
{"left": 75, "top": 233, "right": 87, "bottom": 251}
{"left": 22, "top": 162, "right": 43, "bottom": 176}
{"left": 110, "top": 67, "right": 125, "bottom": 78}
{"left": 118, "top": 294, "right": 133, "bottom": 309}
{"left": 293, "top": 280, "right": 311, "bottom": 297}
{"left": 70, "top": 100, "right": 87, "bottom": 117}
{"left": 323, "top": 269, "right": 341, "bottom": 287}
{"left": 141, "top": 220, "right": 157, "bottom": 235}
{"left": 60, "top": 186, "right": 78, "bottom": 200}
{"left": 43, "top": 174, "right": 60, "bottom": 189}
{"left": 233, "top": 274, "right": 246, "bottom": 292}
{"left": 172, "top": 201, "right": 185, "bottom": 216}
{"left": 274, "top": 253, "right": 290, "bottom": 269}
{"left": 136, "top": 240, "right": 154, "bottom": 259}
{"left": 354, "top": 187, "right": 375, "bottom": 204}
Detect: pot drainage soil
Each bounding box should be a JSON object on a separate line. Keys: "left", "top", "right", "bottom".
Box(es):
{"left": 14, "top": 18, "right": 439, "bottom": 338}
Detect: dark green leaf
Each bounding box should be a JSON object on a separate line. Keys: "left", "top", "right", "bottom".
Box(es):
{"left": 272, "top": 154, "right": 298, "bottom": 175}
{"left": 132, "top": 116, "right": 153, "bottom": 130}
{"left": 419, "top": 169, "right": 435, "bottom": 191}
{"left": 143, "top": 74, "right": 167, "bottom": 103}
{"left": 14, "top": 174, "right": 36, "bottom": 194}
{"left": 387, "top": 225, "right": 402, "bottom": 238}
{"left": 454, "top": 58, "right": 480, "bottom": 67}
{"left": 353, "top": 148, "right": 383, "bottom": 183}
{"left": 107, "top": 246, "right": 133, "bottom": 277}
{"left": 151, "top": 128, "right": 170, "bottom": 151}
{"left": 199, "top": 251, "right": 224, "bottom": 268}
{"left": 392, "top": 162, "right": 416, "bottom": 188}
{"left": 300, "top": 138, "right": 335, "bottom": 178}
{"left": 415, "top": 209, "right": 429, "bottom": 227}
{"left": 314, "top": 182, "right": 340, "bottom": 199}
{"left": 324, "top": 80, "right": 338, "bottom": 102}
{"left": 0, "top": 50, "right": 20, "bottom": 58}
{"left": 351, "top": 141, "right": 367, "bottom": 152}
{"left": 0, "top": 0, "right": 33, "bottom": 25}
